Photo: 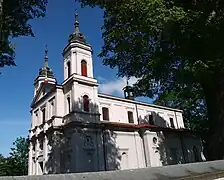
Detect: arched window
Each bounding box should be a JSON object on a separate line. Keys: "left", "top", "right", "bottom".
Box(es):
{"left": 83, "top": 95, "right": 89, "bottom": 112}
{"left": 67, "top": 96, "right": 71, "bottom": 113}
{"left": 121, "top": 152, "right": 128, "bottom": 169}
{"left": 67, "top": 61, "right": 71, "bottom": 77}
{"left": 81, "top": 60, "right": 87, "bottom": 76}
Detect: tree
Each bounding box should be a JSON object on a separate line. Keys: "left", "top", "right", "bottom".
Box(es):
{"left": 9, "top": 137, "right": 29, "bottom": 175}
{"left": 154, "top": 87, "right": 209, "bottom": 157}
{"left": 154, "top": 83, "right": 208, "bottom": 132}
{"left": 0, "top": 0, "right": 48, "bottom": 68}
{"left": 76, "top": 0, "right": 224, "bottom": 160}
{"left": 0, "top": 154, "right": 7, "bottom": 176}
{"left": 0, "top": 137, "right": 29, "bottom": 176}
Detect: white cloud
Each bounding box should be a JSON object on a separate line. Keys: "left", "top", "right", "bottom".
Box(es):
{"left": 97, "top": 76, "right": 107, "bottom": 82}
{"left": 98, "top": 77, "right": 138, "bottom": 96}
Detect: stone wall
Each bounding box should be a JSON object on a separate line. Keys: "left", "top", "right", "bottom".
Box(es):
{"left": 2, "top": 160, "right": 224, "bottom": 180}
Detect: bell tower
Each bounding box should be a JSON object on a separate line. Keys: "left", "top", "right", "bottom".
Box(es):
{"left": 33, "top": 45, "right": 56, "bottom": 96}
{"left": 63, "top": 13, "right": 94, "bottom": 81}
{"left": 62, "top": 12, "right": 99, "bottom": 116}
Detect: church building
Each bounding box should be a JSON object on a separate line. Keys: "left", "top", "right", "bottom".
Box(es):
{"left": 28, "top": 13, "right": 205, "bottom": 175}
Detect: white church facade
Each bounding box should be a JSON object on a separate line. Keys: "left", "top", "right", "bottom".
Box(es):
{"left": 28, "top": 13, "right": 205, "bottom": 175}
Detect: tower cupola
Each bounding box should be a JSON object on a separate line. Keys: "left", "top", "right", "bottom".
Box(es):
{"left": 38, "top": 45, "right": 55, "bottom": 79}
{"left": 123, "top": 80, "right": 135, "bottom": 100}
{"left": 33, "top": 45, "right": 56, "bottom": 95}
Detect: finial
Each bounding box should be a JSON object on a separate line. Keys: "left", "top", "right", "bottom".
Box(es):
{"left": 126, "top": 77, "right": 129, "bottom": 86}
{"left": 75, "top": 10, "right": 78, "bottom": 23}
{"left": 44, "top": 44, "right": 48, "bottom": 68}
{"left": 74, "top": 10, "right": 80, "bottom": 35}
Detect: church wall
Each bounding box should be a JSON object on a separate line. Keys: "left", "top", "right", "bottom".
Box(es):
{"left": 73, "top": 83, "right": 98, "bottom": 111}
{"left": 160, "top": 132, "right": 185, "bottom": 166}
{"left": 62, "top": 128, "right": 104, "bottom": 173}
{"left": 145, "top": 131, "right": 205, "bottom": 166}
{"left": 137, "top": 104, "right": 183, "bottom": 128}
{"left": 98, "top": 95, "right": 184, "bottom": 129}
{"left": 104, "top": 130, "right": 145, "bottom": 170}
{"left": 175, "top": 112, "right": 185, "bottom": 128}
{"left": 98, "top": 97, "right": 138, "bottom": 124}
{"left": 64, "top": 85, "right": 72, "bottom": 115}
{"left": 143, "top": 131, "right": 163, "bottom": 167}
{"left": 181, "top": 134, "right": 205, "bottom": 163}
{"left": 56, "top": 88, "right": 64, "bottom": 117}
{"left": 142, "top": 130, "right": 204, "bottom": 167}
{"left": 63, "top": 52, "right": 71, "bottom": 80}
{"left": 32, "top": 92, "right": 57, "bottom": 128}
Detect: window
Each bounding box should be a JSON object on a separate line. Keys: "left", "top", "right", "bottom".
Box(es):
{"left": 148, "top": 114, "right": 154, "bottom": 125}
{"left": 81, "top": 60, "right": 87, "bottom": 76}
{"left": 121, "top": 152, "right": 128, "bottom": 170}
{"left": 34, "top": 110, "right": 38, "bottom": 125}
{"left": 83, "top": 95, "right": 89, "bottom": 112}
{"left": 42, "top": 108, "right": 46, "bottom": 123}
{"left": 170, "top": 117, "right": 175, "bottom": 128}
{"left": 153, "top": 137, "right": 158, "bottom": 144}
{"left": 49, "top": 98, "right": 55, "bottom": 118}
{"left": 102, "top": 107, "right": 109, "bottom": 121}
{"left": 127, "top": 111, "right": 134, "bottom": 123}
{"left": 39, "top": 139, "right": 43, "bottom": 150}
{"left": 67, "top": 97, "right": 71, "bottom": 113}
{"left": 67, "top": 61, "right": 71, "bottom": 77}
{"left": 51, "top": 100, "right": 55, "bottom": 116}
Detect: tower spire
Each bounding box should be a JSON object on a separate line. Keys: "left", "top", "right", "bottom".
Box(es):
{"left": 68, "top": 11, "right": 87, "bottom": 44}
{"left": 44, "top": 44, "right": 48, "bottom": 68}
{"left": 34, "top": 44, "right": 56, "bottom": 95}
{"left": 36, "top": 45, "right": 55, "bottom": 79}
{"left": 74, "top": 11, "right": 80, "bottom": 35}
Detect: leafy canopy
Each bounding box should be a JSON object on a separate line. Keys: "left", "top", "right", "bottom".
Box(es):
{"left": 0, "top": 0, "right": 48, "bottom": 68}
{"left": 77, "top": 0, "right": 224, "bottom": 98}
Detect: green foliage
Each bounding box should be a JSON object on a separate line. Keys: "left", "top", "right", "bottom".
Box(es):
{"left": 0, "top": 0, "right": 48, "bottom": 68}
{"left": 0, "top": 137, "right": 29, "bottom": 176}
{"left": 77, "top": 0, "right": 224, "bottom": 96}
{"left": 76, "top": 0, "right": 224, "bottom": 159}
{"left": 0, "top": 154, "right": 7, "bottom": 176}
{"left": 154, "top": 86, "right": 208, "bottom": 136}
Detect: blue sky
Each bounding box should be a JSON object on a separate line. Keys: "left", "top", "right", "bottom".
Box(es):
{"left": 0, "top": 0, "right": 152, "bottom": 156}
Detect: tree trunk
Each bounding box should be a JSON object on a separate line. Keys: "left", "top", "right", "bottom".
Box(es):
{"left": 203, "top": 78, "right": 224, "bottom": 160}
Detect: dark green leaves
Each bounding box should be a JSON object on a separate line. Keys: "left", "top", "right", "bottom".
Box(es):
{"left": 76, "top": 0, "right": 224, "bottom": 94}
{"left": 0, "top": 0, "right": 48, "bottom": 68}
